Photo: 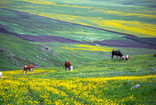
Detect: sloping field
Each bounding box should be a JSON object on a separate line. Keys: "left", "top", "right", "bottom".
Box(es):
{"left": 0, "top": 1, "right": 156, "bottom": 70}
{"left": 0, "top": 0, "right": 156, "bottom": 37}
{"left": 0, "top": 8, "right": 156, "bottom": 49}
{"left": 0, "top": 55, "right": 156, "bottom": 104}
{"left": 0, "top": 8, "right": 127, "bottom": 42}
{"left": 0, "top": 0, "right": 156, "bottom": 104}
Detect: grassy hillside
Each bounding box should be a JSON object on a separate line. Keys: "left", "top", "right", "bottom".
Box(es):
{"left": 0, "top": 33, "right": 56, "bottom": 70}
{"left": 1, "top": 32, "right": 155, "bottom": 70}
{"left": 0, "top": 8, "right": 126, "bottom": 42}
{"left": 0, "top": 54, "right": 156, "bottom": 104}
{"left": 0, "top": 7, "right": 155, "bottom": 71}
{"left": 0, "top": 0, "right": 156, "bottom": 37}
{"left": 0, "top": 0, "right": 156, "bottom": 104}
{"left": 0, "top": 33, "right": 115, "bottom": 70}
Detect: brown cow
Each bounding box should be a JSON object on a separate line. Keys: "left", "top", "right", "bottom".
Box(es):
{"left": 64, "top": 60, "right": 74, "bottom": 71}
{"left": 154, "top": 53, "right": 156, "bottom": 57}
{"left": 23, "top": 65, "right": 34, "bottom": 74}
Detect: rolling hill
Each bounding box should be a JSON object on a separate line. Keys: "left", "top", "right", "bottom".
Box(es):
{"left": 0, "top": 8, "right": 156, "bottom": 70}
{"left": 0, "top": 0, "right": 156, "bottom": 104}
{"left": 0, "top": 6, "right": 156, "bottom": 70}
{"left": 0, "top": 54, "right": 156, "bottom": 104}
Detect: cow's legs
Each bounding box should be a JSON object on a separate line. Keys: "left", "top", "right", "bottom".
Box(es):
{"left": 29, "top": 68, "right": 33, "bottom": 74}
{"left": 31, "top": 68, "right": 33, "bottom": 74}
{"left": 65, "top": 67, "right": 68, "bottom": 71}
{"left": 23, "top": 70, "right": 26, "bottom": 74}
{"left": 69, "top": 66, "right": 73, "bottom": 71}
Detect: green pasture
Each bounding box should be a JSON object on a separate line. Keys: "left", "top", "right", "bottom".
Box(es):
{"left": 0, "top": 33, "right": 55, "bottom": 70}
{"left": 0, "top": 5, "right": 155, "bottom": 70}
{"left": 0, "top": 0, "right": 156, "bottom": 37}
{"left": 0, "top": 1, "right": 156, "bottom": 104}
{"left": 0, "top": 54, "right": 156, "bottom": 104}
{"left": 0, "top": 8, "right": 126, "bottom": 42}
{"left": 1, "top": 32, "right": 156, "bottom": 70}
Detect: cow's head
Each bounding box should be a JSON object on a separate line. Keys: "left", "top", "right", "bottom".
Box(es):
{"left": 69, "top": 66, "right": 74, "bottom": 71}
{"left": 126, "top": 55, "right": 129, "bottom": 58}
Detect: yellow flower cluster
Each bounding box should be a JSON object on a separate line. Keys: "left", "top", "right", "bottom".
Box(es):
{"left": 0, "top": 69, "right": 155, "bottom": 104}
{"left": 61, "top": 44, "right": 113, "bottom": 52}
{"left": 22, "top": 0, "right": 92, "bottom": 9}
{"left": 97, "top": 9, "right": 156, "bottom": 18}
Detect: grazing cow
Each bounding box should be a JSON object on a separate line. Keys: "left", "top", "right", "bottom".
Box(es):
{"left": 64, "top": 60, "right": 74, "bottom": 71}
{"left": 122, "top": 56, "right": 126, "bottom": 60}
{"left": 23, "top": 65, "right": 34, "bottom": 74}
{"left": 122, "top": 55, "right": 129, "bottom": 61}
{"left": 111, "top": 49, "right": 123, "bottom": 58}
{"left": 154, "top": 53, "right": 156, "bottom": 57}
{"left": 0, "top": 71, "right": 2, "bottom": 79}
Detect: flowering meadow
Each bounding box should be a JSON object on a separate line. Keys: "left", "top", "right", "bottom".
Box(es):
{"left": 0, "top": 0, "right": 156, "bottom": 104}
{"left": 1, "top": 0, "right": 156, "bottom": 38}
{"left": 1, "top": 55, "right": 156, "bottom": 105}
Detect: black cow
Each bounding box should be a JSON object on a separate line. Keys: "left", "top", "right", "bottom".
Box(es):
{"left": 111, "top": 49, "right": 123, "bottom": 58}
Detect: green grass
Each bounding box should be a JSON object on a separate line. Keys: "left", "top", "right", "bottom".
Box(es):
{"left": 0, "top": 33, "right": 57, "bottom": 70}
{"left": 0, "top": 3, "right": 156, "bottom": 71}
{"left": 42, "top": 54, "right": 156, "bottom": 79}
{"left": 0, "top": 0, "right": 156, "bottom": 104}
{"left": 0, "top": 54, "right": 156, "bottom": 104}
{"left": 0, "top": 8, "right": 126, "bottom": 42}
{"left": 1, "top": 0, "right": 155, "bottom": 37}
{"left": 0, "top": 32, "right": 156, "bottom": 70}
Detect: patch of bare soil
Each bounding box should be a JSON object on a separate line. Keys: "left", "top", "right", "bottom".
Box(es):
{"left": 16, "top": 34, "right": 92, "bottom": 44}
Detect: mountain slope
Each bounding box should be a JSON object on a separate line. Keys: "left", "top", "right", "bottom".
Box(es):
{"left": 0, "top": 33, "right": 57, "bottom": 70}
{"left": 0, "top": 0, "right": 155, "bottom": 37}
{"left": 0, "top": 8, "right": 156, "bottom": 70}
{"left": 0, "top": 54, "right": 156, "bottom": 104}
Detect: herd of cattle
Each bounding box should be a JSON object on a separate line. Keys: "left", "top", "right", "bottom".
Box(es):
{"left": 23, "top": 50, "right": 129, "bottom": 74}
{"left": 0, "top": 50, "right": 155, "bottom": 76}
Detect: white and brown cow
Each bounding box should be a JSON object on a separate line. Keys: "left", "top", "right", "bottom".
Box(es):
{"left": 23, "top": 65, "right": 34, "bottom": 74}
{"left": 64, "top": 60, "right": 74, "bottom": 71}
{"left": 122, "top": 55, "right": 129, "bottom": 61}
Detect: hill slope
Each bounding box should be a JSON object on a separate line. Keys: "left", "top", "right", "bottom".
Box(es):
{"left": 0, "top": 54, "right": 156, "bottom": 104}
{"left": 0, "top": 33, "right": 59, "bottom": 70}
{"left": 0, "top": 0, "right": 156, "bottom": 37}
{"left": 0, "top": 8, "right": 156, "bottom": 70}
